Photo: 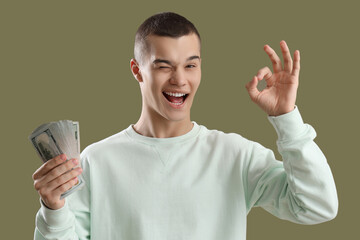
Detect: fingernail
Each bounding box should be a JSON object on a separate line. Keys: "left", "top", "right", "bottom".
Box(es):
{"left": 77, "top": 168, "right": 83, "bottom": 173}
{"left": 72, "top": 158, "right": 78, "bottom": 165}
{"left": 60, "top": 154, "right": 66, "bottom": 161}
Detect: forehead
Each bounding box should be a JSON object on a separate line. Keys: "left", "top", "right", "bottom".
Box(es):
{"left": 145, "top": 33, "right": 201, "bottom": 63}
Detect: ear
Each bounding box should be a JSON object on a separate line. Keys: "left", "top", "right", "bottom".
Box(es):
{"left": 130, "top": 58, "right": 143, "bottom": 83}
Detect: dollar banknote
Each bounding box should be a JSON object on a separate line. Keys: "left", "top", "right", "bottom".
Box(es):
{"left": 29, "top": 120, "right": 84, "bottom": 199}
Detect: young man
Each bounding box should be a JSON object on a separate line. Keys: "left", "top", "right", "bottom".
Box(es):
{"left": 32, "top": 12, "right": 338, "bottom": 239}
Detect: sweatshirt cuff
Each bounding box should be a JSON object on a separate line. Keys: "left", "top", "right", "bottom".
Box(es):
{"left": 267, "top": 106, "right": 308, "bottom": 141}
{"left": 39, "top": 198, "right": 71, "bottom": 227}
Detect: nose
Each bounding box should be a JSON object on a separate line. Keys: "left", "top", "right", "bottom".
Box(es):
{"left": 169, "top": 68, "right": 186, "bottom": 86}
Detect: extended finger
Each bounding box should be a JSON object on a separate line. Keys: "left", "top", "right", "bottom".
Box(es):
{"left": 32, "top": 154, "right": 67, "bottom": 180}
{"left": 292, "top": 50, "right": 300, "bottom": 77}
{"left": 47, "top": 167, "right": 82, "bottom": 191}
{"left": 245, "top": 76, "right": 260, "bottom": 101}
{"left": 264, "top": 44, "right": 282, "bottom": 73}
{"left": 280, "top": 40, "right": 293, "bottom": 73}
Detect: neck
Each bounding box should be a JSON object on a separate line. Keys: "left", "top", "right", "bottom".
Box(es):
{"left": 133, "top": 108, "right": 193, "bottom": 138}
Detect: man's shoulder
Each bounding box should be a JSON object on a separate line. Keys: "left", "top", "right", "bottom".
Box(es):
{"left": 80, "top": 126, "right": 132, "bottom": 158}
{"left": 198, "top": 124, "right": 265, "bottom": 159}
{"left": 199, "top": 124, "right": 251, "bottom": 148}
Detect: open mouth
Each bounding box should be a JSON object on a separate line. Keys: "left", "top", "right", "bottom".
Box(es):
{"left": 162, "top": 92, "right": 189, "bottom": 106}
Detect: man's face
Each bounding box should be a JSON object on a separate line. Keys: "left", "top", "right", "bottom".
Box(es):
{"left": 133, "top": 33, "right": 201, "bottom": 123}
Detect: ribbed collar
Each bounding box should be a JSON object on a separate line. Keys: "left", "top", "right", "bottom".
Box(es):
{"left": 125, "top": 121, "right": 201, "bottom": 145}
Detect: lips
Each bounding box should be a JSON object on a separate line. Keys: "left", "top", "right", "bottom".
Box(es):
{"left": 162, "top": 92, "right": 189, "bottom": 105}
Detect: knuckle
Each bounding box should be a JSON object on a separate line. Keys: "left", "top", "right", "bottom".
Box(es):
{"left": 34, "top": 181, "right": 41, "bottom": 190}
{"left": 50, "top": 167, "right": 62, "bottom": 178}
{"left": 65, "top": 159, "right": 74, "bottom": 169}
{"left": 46, "top": 157, "right": 55, "bottom": 165}
{"left": 55, "top": 175, "right": 66, "bottom": 186}
{"left": 51, "top": 156, "right": 63, "bottom": 167}
{"left": 59, "top": 184, "right": 69, "bottom": 192}
{"left": 71, "top": 169, "right": 79, "bottom": 177}
{"left": 48, "top": 154, "right": 65, "bottom": 167}
{"left": 257, "top": 67, "right": 266, "bottom": 74}
{"left": 42, "top": 162, "right": 51, "bottom": 172}
{"left": 42, "top": 195, "right": 52, "bottom": 203}
{"left": 38, "top": 189, "right": 48, "bottom": 198}
{"left": 63, "top": 160, "right": 71, "bottom": 169}
{"left": 55, "top": 157, "right": 63, "bottom": 165}
{"left": 54, "top": 163, "right": 70, "bottom": 176}
{"left": 54, "top": 154, "right": 63, "bottom": 161}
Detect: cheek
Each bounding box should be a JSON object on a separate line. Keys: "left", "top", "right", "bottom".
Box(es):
{"left": 148, "top": 73, "right": 166, "bottom": 98}
{"left": 197, "top": 71, "right": 201, "bottom": 85}
{"left": 192, "top": 71, "right": 201, "bottom": 89}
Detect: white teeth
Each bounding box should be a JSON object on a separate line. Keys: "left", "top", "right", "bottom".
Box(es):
{"left": 164, "top": 92, "right": 187, "bottom": 97}
{"left": 172, "top": 101, "right": 183, "bottom": 105}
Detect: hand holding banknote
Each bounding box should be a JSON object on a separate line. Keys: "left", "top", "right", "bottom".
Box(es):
{"left": 32, "top": 154, "right": 82, "bottom": 210}
{"left": 29, "top": 120, "right": 84, "bottom": 210}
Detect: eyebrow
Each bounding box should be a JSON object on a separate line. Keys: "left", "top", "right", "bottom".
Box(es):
{"left": 152, "top": 55, "right": 200, "bottom": 65}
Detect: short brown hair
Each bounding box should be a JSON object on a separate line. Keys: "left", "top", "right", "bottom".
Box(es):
{"left": 134, "top": 12, "right": 201, "bottom": 66}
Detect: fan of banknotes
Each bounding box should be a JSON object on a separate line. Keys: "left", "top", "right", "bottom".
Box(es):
{"left": 29, "top": 120, "right": 84, "bottom": 199}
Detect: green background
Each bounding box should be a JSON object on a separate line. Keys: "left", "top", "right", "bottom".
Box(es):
{"left": 1, "top": 0, "right": 358, "bottom": 239}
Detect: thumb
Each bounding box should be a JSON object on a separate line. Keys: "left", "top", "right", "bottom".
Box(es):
{"left": 245, "top": 76, "right": 260, "bottom": 101}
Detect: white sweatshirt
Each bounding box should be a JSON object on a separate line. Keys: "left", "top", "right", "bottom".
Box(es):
{"left": 34, "top": 107, "right": 338, "bottom": 240}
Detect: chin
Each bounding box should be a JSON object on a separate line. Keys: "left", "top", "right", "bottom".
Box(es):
{"left": 163, "top": 111, "right": 190, "bottom": 122}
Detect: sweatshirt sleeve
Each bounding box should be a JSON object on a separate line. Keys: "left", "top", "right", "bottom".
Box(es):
{"left": 34, "top": 154, "right": 91, "bottom": 240}
{"left": 244, "top": 106, "right": 338, "bottom": 224}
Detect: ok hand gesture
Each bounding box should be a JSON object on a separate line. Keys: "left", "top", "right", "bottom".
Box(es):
{"left": 246, "top": 40, "right": 300, "bottom": 116}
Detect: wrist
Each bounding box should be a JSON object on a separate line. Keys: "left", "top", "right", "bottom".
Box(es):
{"left": 268, "top": 105, "right": 295, "bottom": 117}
